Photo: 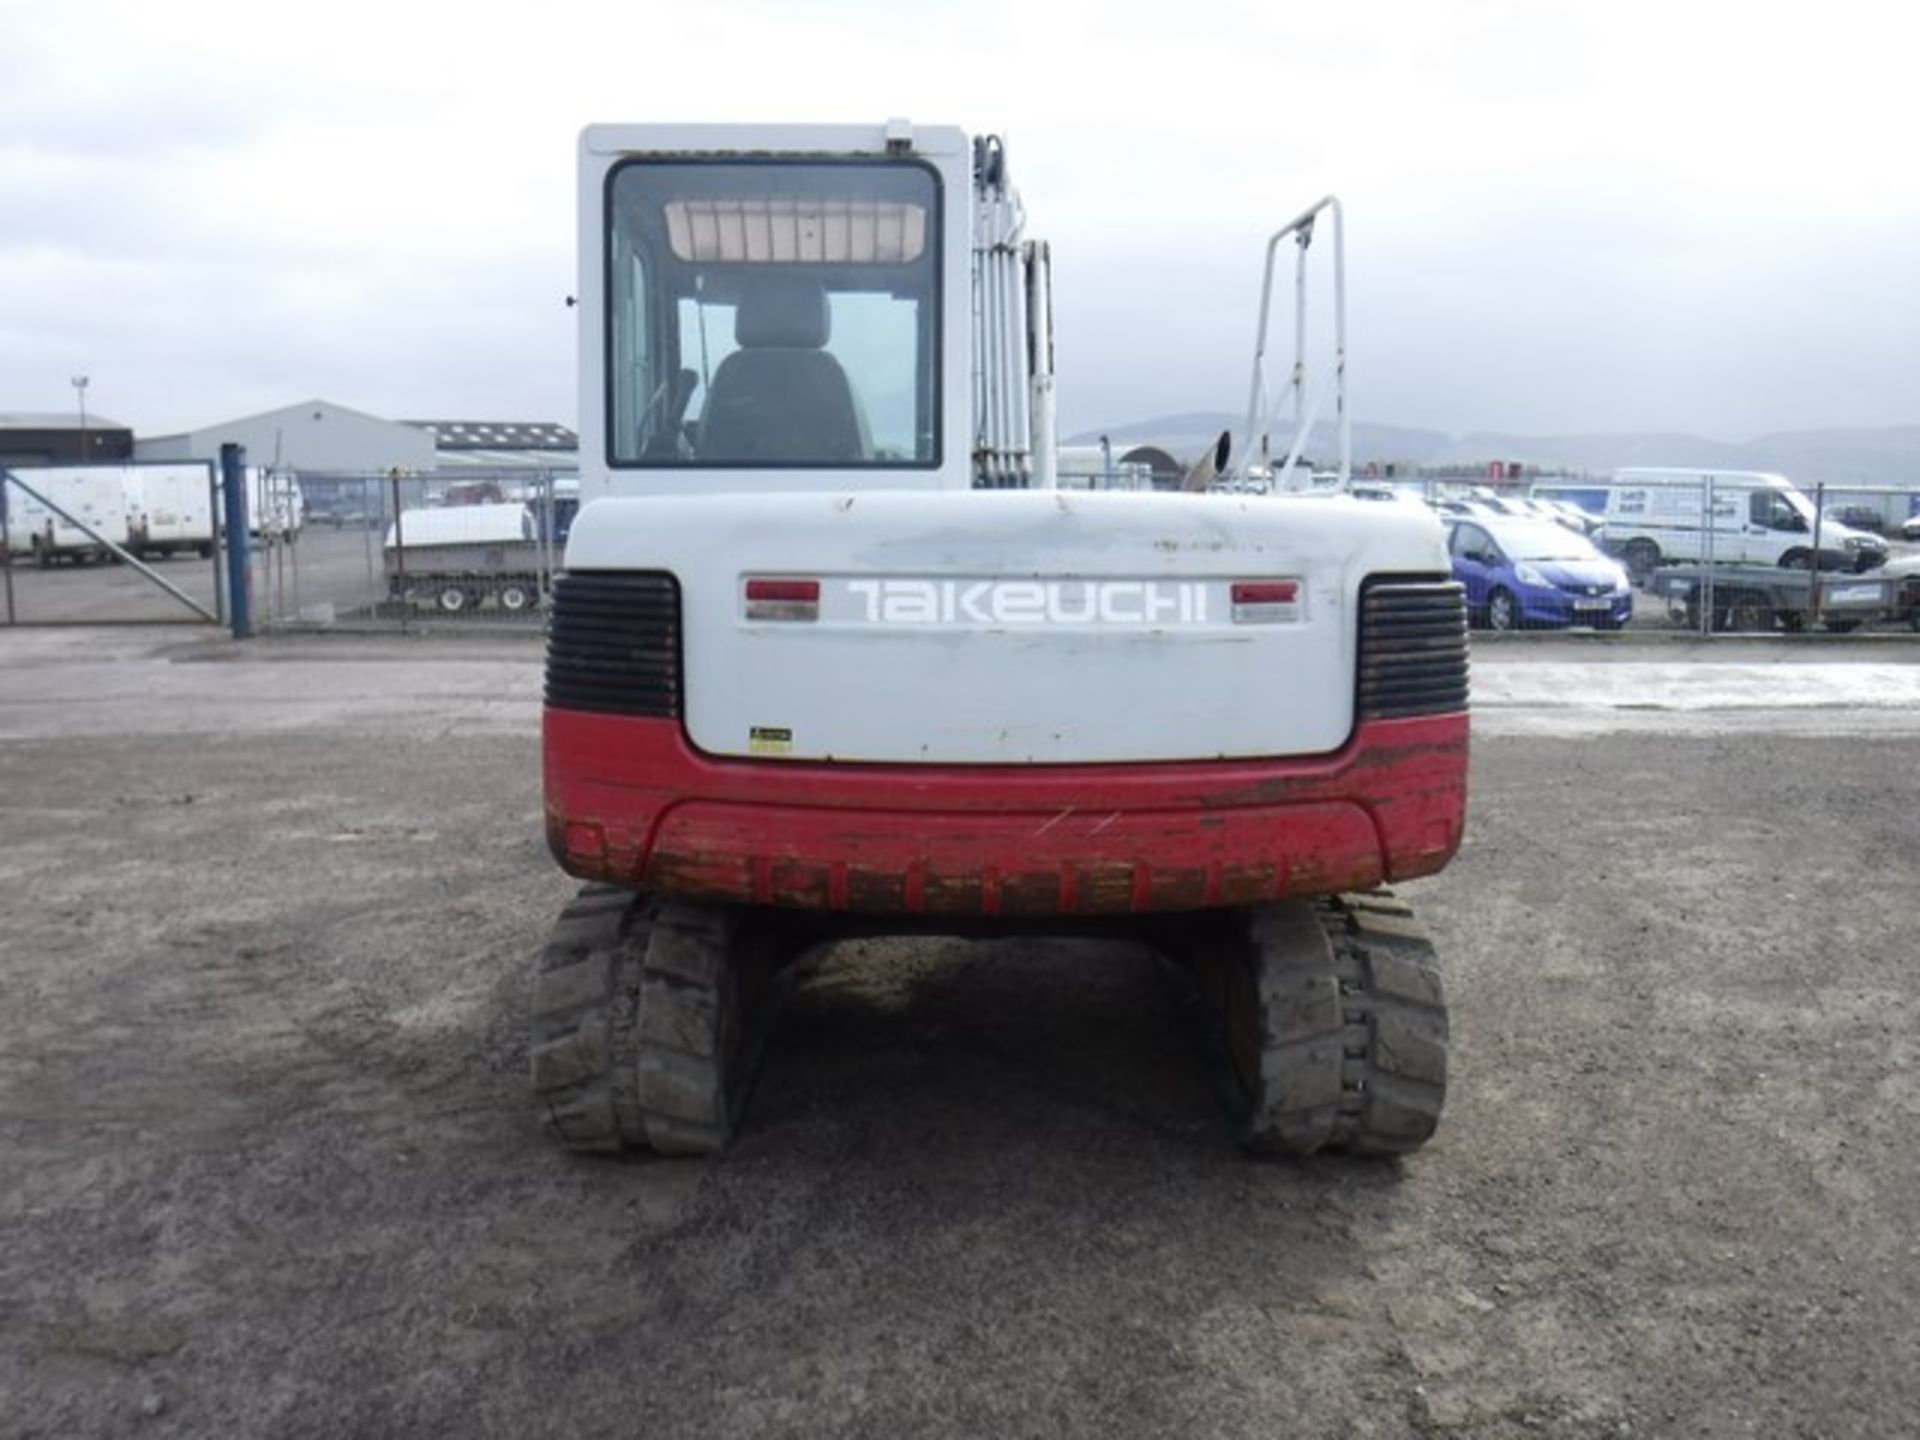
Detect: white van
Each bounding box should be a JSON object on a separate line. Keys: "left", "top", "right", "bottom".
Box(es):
{"left": 213, "top": 468, "right": 306, "bottom": 543}
{"left": 2, "top": 466, "right": 132, "bottom": 564}
{"left": 1602, "top": 468, "right": 1887, "bottom": 580}
{"left": 122, "top": 463, "right": 216, "bottom": 558}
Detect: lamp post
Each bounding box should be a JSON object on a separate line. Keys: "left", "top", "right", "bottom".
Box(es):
{"left": 71, "top": 375, "right": 89, "bottom": 461}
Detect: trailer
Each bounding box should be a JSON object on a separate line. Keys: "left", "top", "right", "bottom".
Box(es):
{"left": 1649, "top": 562, "right": 1900, "bottom": 633}
{"left": 1886, "top": 559, "right": 1920, "bottom": 631}
{"left": 382, "top": 503, "right": 548, "bottom": 614}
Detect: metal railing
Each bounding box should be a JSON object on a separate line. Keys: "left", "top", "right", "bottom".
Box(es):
{"left": 246, "top": 471, "right": 573, "bottom": 632}
{"left": 1239, "top": 196, "right": 1348, "bottom": 492}
{"left": 1397, "top": 476, "right": 1920, "bottom": 636}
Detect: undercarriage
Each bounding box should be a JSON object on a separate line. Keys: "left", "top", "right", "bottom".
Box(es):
{"left": 531, "top": 883, "right": 1448, "bottom": 1157}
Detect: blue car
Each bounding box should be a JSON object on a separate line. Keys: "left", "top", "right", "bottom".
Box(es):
{"left": 1447, "top": 517, "right": 1633, "bottom": 631}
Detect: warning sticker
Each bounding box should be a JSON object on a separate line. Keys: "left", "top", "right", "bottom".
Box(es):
{"left": 748, "top": 726, "right": 794, "bottom": 756}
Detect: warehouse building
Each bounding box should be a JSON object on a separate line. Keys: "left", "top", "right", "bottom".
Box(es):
{"left": 133, "top": 400, "right": 576, "bottom": 518}
{"left": 135, "top": 399, "right": 435, "bottom": 475}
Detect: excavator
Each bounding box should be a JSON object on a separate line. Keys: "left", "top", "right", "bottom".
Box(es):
{"left": 532, "top": 121, "right": 1467, "bottom": 1157}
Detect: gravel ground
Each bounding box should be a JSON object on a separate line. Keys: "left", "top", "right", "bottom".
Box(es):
{"left": 1, "top": 632, "right": 1915, "bottom": 1438}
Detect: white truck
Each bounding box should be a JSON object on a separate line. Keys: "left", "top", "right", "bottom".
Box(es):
{"left": 1601, "top": 468, "right": 1887, "bottom": 581}
{"left": 2, "top": 465, "right": 133, "bottom": 565}
{"left": 530, "top": 122, "right": 1468, "bottom": 1159}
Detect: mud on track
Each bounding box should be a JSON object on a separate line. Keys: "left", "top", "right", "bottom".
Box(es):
{"left": 0, "top": 637, "right": 1915, "bottom": 1438}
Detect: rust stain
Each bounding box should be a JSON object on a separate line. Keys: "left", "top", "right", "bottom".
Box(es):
{"left": 999, "top": 871, "right": 1066, "bottom": 916}
{"left": 847, "top": 869, "right": 905, "bottom": 912}
{"left": 1217, "top": 865, "right": 1276, "bottom": 907}
{"left": 921, "top": 871, "right": 983, "bottom": 916}
{"left": 1077, "top": 863, "right": 1134, "bottom": 913}
{"left": 1150, "top": 867, "right": 1209, "bottom": 911}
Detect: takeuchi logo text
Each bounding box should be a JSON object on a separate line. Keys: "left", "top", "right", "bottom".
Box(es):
{"left": 845, "top": 579, "right": 1212, "bottom": 626}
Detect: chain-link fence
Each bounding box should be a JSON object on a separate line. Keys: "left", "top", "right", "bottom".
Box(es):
{"left": 1381, "top": 474, "right": 1920, "bottom": 636}
{"left": 246, "top": 468, "right": 1920, "bottom": 637}
{"left": 12, "top": 460, "right": 1916, "bottom": 639}
{"left": 249, "top": 471, "right": 575, "bottom": 631}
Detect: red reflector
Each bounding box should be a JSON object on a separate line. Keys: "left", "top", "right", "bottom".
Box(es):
{"left": 745, "top": 579, "right": 820, "bottom": 603}
{"left": 744, "top": 576, "right": 821, "bottom": 623}
{"left": 1231, "top": 581, "right": 1299, "bottom": 605}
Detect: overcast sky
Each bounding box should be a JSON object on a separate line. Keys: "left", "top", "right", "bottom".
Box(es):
{"left": 4, "top": 0, "right": 1916, "bottom": 442}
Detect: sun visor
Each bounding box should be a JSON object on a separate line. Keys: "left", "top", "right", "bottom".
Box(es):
{"left": 664, "top": 198, "right": 927, "bottom": 264}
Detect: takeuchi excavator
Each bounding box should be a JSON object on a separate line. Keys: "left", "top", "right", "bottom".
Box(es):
{"left": 532, "top": 121, "right": 1467, "bottom": 1157}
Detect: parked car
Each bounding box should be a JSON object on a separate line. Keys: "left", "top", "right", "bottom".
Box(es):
{"left": 1347, "top": 481, "right": 1426, "bottom": 506}
{"left": 1427, "top": 496, "right": 1502, "bottom": 521}
{"left": 1902, "top": 513, "right": 1920, "bottom": 542}
{"left": 1447, "top": 516, "right": 1633, "bottom": 631}
{"left": 1823, "top": 503, "right": 1887, "bottom": 535}
{"left": 1533, "top": 497, "right": 1604, "bottom": 536}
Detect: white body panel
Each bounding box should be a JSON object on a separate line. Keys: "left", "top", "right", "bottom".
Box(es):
{"left": 3, "top": 467, "right": 131, "bottom": 555}
{"left": 122, "top": 464, "right": 215, "bottom": 550}
{"left": 1604, "top": 468, "right": 1880, "bottom": 566}
{"left": 566, "top": 489, "right": 1448, "bottom": 764}
{"left": 576, "top": 122, "right": 975, "bottom": 500}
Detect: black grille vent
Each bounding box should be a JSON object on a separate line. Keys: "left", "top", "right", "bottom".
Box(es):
{"left": 1357, "top": 578, "right": 1469, "bottom": 720}
{"left": 544, "top": 572, "right": 681, "bottom": 718}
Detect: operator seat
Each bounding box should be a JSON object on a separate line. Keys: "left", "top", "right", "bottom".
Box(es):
{"left": 698, "top": 276, "right": 864, "bottom": 463}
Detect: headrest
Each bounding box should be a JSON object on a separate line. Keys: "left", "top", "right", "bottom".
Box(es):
{"left": 734, "top": 276, "right": 831, "bottom": 349}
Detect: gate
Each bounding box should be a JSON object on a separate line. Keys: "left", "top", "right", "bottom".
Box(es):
{"left": 1, "top": 463, "right": 224, "bottom": 627}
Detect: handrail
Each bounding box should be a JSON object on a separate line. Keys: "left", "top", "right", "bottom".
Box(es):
{"left": 1238, "top": 195, "right": 1347, "bottom": 491}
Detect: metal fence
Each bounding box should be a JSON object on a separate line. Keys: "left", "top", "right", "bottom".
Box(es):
{"left": 1389, "top": 475, "right": 1920, "bottom": 637}
{"left": 9, "top": 462, "right": 1918, "bottom": 639}
{"left": 248, "top": 471, "right": 573, "bottom": 632}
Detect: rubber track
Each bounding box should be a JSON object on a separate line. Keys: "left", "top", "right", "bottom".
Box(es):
{"left": 633, "top": 900, "right": 752, "bottom": 1156}
{"left": 1240, "top": 889, "right": 1449, "bottom": 1156}
{"left": 529, "top": 886, "right": 760, "bottom": 1156}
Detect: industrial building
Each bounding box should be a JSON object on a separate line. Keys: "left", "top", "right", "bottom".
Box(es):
{"left": 130, "top": 399, "right": 577, "bottom": 518}
{"left": 135, "top": 399, "right": 437, "bottom": 474}
{"left": 1, "top": 413, "right": 135, "bottom": 467}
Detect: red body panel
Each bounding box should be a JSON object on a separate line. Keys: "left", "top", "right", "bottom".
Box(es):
{"left": 545, "top": 710, "right": 1467, "bottom": 917}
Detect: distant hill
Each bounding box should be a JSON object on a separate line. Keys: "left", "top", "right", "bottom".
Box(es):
{"left": 1437, "top": 428, "right": 1920, "bottom": 487}
{"left": 1740, "top": 427, "right": 1920, "bottom": 488}
{"left": 1072, "top": 414, "right": 1920, "bottom": 489}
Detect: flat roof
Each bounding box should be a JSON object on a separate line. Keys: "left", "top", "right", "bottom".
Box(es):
{"left": 1, "top": 412, "right": 132, "bottom": 431}
{"left": 403, "top": 420, "right": 578, "bottom": 452}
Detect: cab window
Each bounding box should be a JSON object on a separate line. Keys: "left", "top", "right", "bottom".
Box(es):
{"left": 605, "top": 159, "right": 941, "bottom": 469}
{"left": 1749, "top": 491, "right": 1805, "bottom": 531}
{"left": 1450, "top": 524, "right": 1496, "bottom": 564}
